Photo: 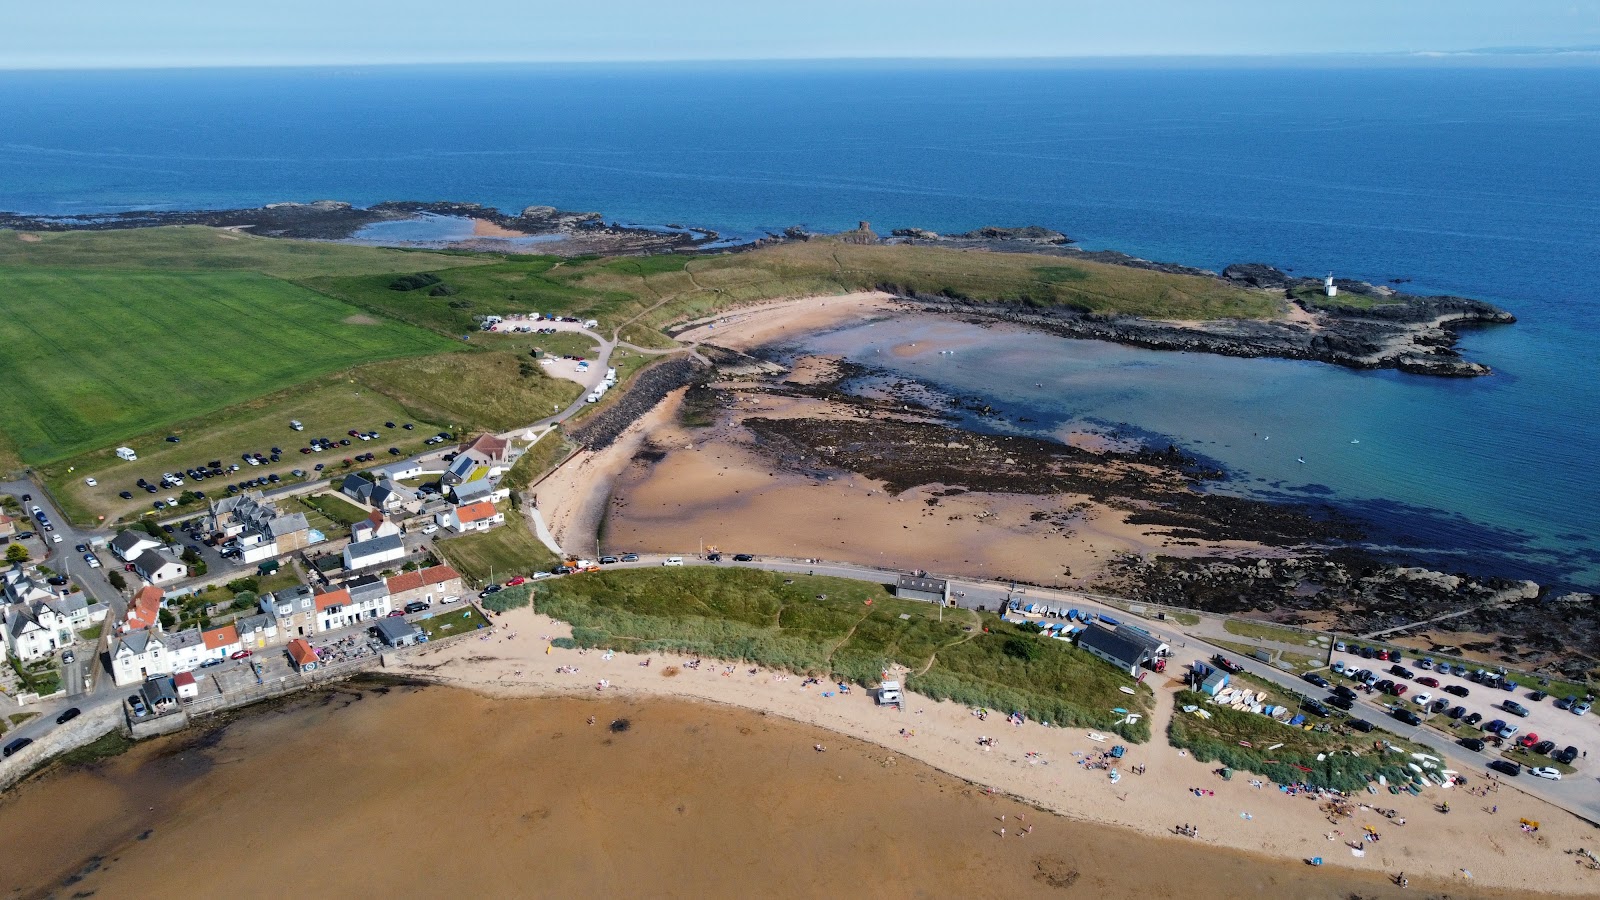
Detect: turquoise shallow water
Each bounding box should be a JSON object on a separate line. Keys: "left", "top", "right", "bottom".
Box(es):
{"left": 798, "top": 315, "right": 1598, "bottom": 589}
{"left": 1, "top": 63, "right": 1595, "bottom": 587}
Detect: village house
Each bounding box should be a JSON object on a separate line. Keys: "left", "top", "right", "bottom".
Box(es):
{"left": 286, "top": 637, "right": 319, "bottom": 673}
{"left": 374, "top": 460, "right": 425, "bottom": 482}
{"left": 1, "top": 567, "right": 107, "bottom": 662}
{"left": 164, "top": 627, "right": 211, "bottom": 673}
{"left": 375, "top": 616, "right": 421, "bottom": 648}
{"left": 340, "top": 476, "right": 423, "bottom": 515}
{"left": 436, "top": 500, "right": 504, "bottom": 534}
{"left": 173, "top": 670, "right": 199, "bottom": 700}
{"left": 343, "top": 533, "right": 406, "bottom": 571}
{"left": 386, "top": 564, "right": 463, "bottom": 608}
{"left": 131, "top": 548, "right": 188, "bottom": 584}
{"left": 350, "top": 509, "right": 402, "bottom": 544}
{"left": 109, "top": 530, "right": 164, "bottom": 562}
{"left": 0, "top": 513, "right": 15, "bottom": 538}
{"left": 261, "top": 584, "right": 317, "bottom": 638}
{"left": 235, "top": 611, "right": 279, "bottom": 649}
{"left": 124, "top": 585, "right": 165, "bottom": 632}
{"left": 443, "top": 433, "right": 513, "bottom": 486}
{"left": 314, "top": 575, "right": 391, "bottom": 631}
{"left": 112, "top": 630, "right": 166, "bottom": 685}
{"left": 202, "top": 623, "right": 242, "bottom": 661}
{"left": 208, "top": 490, "right": 323, "bottom": 558}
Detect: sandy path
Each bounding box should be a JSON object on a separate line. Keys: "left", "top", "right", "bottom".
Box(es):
{"left": 393, "top": 606, "right": 1600, "bottom": 895}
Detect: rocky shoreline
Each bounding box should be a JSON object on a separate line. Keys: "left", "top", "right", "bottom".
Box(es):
{"left": 0, "top": 199, "right": 715, "bottom": 253}
{"left": 2, "top": 201, "right": 1515, "bottom": 375}
{"left": 888, "top": 259, "right": 1513, "bottom": 378}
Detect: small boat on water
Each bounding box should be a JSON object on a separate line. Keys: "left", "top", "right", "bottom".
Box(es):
{"left": 1297, "top": 457, "right": 1307, "bottom": 464}
{"left": 1350, "top": 439, "right": 1360, "bottom": 444}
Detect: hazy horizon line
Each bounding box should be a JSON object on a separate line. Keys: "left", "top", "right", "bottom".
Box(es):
{"left": 5, "top": 47, "right": 1600, "bottom": 73}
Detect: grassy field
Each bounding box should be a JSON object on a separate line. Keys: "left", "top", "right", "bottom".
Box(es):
{"left": 0, "top": 266, "right": 457, "bottom": 464}
{"left": 1168, "top": 688, "right": 1427, "bottom": 791}
{"left": 532, "top": 567, "right": 1153, "bottom": 740}
{"left": 434, "top": 507, "right": 560, "bottom": 586}
{"left": 356, "top": 351, "right": 583, "bottom": 433}
{"left": 1222, "top": 619, "right": 1330, "bottom": 649}
{"left": 503, "top": 431, "right": 575, "bottom": 493}
{"left": 41, "top": 376, "right": 453, "bottom": 524}
{"left": 300, "top": 492, "right": 369, "bottom": 526}
{"left": 0, "top": 227, "right": 487, "bottom": 279}
{"left": 307, "top": 239, "right": 1280, "bottom": 345}
{"left": 416, "top": 604, "right": 492, "bottom": 641}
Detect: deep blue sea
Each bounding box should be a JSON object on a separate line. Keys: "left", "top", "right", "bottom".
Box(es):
{"left": 2, "top": 62, "right": 1596, "bottom": 588}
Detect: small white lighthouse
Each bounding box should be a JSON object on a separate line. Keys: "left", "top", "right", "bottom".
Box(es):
{"left": 1324, "top": 272, "right": 1338, "bottom": 298}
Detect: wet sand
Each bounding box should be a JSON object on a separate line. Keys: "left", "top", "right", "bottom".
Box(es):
{"left": 0, "top": 685, "right": 1480, "bottom": 899}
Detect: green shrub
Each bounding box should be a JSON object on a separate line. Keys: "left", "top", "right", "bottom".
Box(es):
{"left": 389, "top": 273, "right": 442, "bottom": 292}
{"left": 482, "top": 584, "right": 533, "bottom": 613}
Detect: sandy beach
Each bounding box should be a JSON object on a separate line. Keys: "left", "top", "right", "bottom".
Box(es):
{"left": 371, "top": 606, "right": 1600, "bottom": 896}
{"left": 601, "top": 384, "right": 1271, "bottom": 588}
{"left": 674, "top": 291, "right": 901, "bottom": 350}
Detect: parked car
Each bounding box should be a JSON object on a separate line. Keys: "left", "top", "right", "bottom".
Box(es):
{"left": 1302, "top": 672, "right": 1330, "bottom": 688}
{"left": 1532, "top": 739, "right": 1556, "bottom": 755}
{"left": 1301, "top": 700, "right": 1331, "bottom": 718}
{"left": 421, "top": 524, "right": 439, "bottom": 535}
{"left": 1574, "top": 701, "right": 1593, "bottom": 716}
{"left": 120, "top": 491, "right": 133, "bottom": 499}
{"left": 1334, "top": 640, "right": 1347, "bottom": 652}
{"left": 1488, "top": 759, "right": 1522, "bottom": 777}
{"left": 1443, "top": 684, "right": 1470, "bottom": 697}
{"left": 3, "top": 737, "right": 34, "bottom": 757}
{"left": 599, "top": 556, "right": 619, "bottom": 565}
{"left": 479, "top": 585, "right": 503, "bottom": 598}
{"left": 1392, "top": 708, "right": 1422, "bottom": 726}
{"left": 1347, "top": 718, "right": 1374, "bottom": 732}
{"left": 1326, "top": 693, "right": 1353, "bottom": 710}
{"left": 662, "top": 556, "right": 684, "bottom": 567}
{"left": 1503, "top": 700, "right": 1530, "bottom": 717}
{"left": 1446, "top": 705, "right": 1466, "bottom": 719}
{"left": 1555, "top": 695, "right": 1576, "bottom": 710}
{"left": 505, "top": 576, "right": 527, "bottom": 587}
{"left": 1496, "top": 722, "right": 1520, "bottom": 739}
{"left": 1555, "top": 745, "right": 1580, "bottom": 765}
{"left": 1517, "top": 732, "right": 1540, "bottom": 748}
{"left": 1331, "top": 660, "right": 1346, "bottom": 675}
{"left": 621, "top": 553, "right": 639, "bottom": 562}
{"left": 1528, "top": 690, "right": 1548, "bottom": 702}
{"left": 1463, "top": 711, "right": 1484, "bottom": 727}
{"left": 128, "top": 695, "right": 148, "bottom": 717}
{"left": 404, "top": 601, "right": 430, "bottom": 614}
{"left": 1459, "top": 737, "right": 1487, "bottom": 752}
{"left": 231, "top": 649, "right": 253, "bottom": 660}
{"left": 530, "top": 571, "right": 553, "bottom": 580}
{"left": 1416, "top": 676, "right": 1439, "bottom": 688}
{"left": 1412, "top": 692, "right": 1433, "bottom": 707}
{"left": 1528, "top": 766, "right": 1562, "bottom": 780}
{"left": 733, "top": 553, "right": 755, "bottom": 562}
{"left": 55, "top": 707, "right": 81, "bottom": 724}
{"left": 1212, "top": 655, "right": 1245, "bottom": 675}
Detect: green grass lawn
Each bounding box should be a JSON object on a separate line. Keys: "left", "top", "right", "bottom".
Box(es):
{"left": 300, "top": 492, "right": 370, "bottom": 526}
{"left": 357, "top": 350, "right": 583, "bottom": 433}
{"left": 0, "top": 267, "right": 457, "bottom": 464}
{"left": 504, "top": 431, "right": 575, "bottom": 493}
{"left": 434, "top": 508, "right": 559, "bottom": 586}
{"left": 534, "top": 567, "right": 1152, "bottom": 740}
{"left": 41, "top": 376, "right": 453, "bottom": 525}
{"left": 1222, "top": 619, "right": 1330, "bottom": 648}
{"left": 416, "top": 604, "right": 492, "bottom": 641}
{"left": 1169, "top": 688, "right": 1428, "bottom": 792}
{"left": 0, "top": 226, "right": 487, "bottom": 279}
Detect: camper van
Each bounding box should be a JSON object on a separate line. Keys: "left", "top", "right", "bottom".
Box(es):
{"left": 877, "top": 680, "right": 904, "bottom": 708}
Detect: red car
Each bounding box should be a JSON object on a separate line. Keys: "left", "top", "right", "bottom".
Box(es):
{"left": 1518, "top": 732, "right": 1540, "bottom": 748}
{"left": 1387, "top": 683, "right": 1407, "bottom": 696}
{"left": 230, "top": 649, "right": 252, "bottom": 660}
{"left": 1416, "top": 676, "right": 1440, "bottom": 688}
{"left": 505, "top": 576, "right": 527, "bottom": 587}
{"left": 387, "top": 610, "right": 405, "bottom": 617}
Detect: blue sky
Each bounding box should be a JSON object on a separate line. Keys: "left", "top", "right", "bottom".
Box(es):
{"left": 6, "top": 1, "right": 1599, "bottom": 69}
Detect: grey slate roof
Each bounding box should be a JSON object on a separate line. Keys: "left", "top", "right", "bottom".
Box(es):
{"left": 375, "top": 616, "right": 418, "bottom": 643}
{"left": 1076, "top": 624, "right": 1149, "bottom": 669}
{"left": 345, "top": 572, "right": 390, "bottom": 604}
{"left": 346, "top": 534, "right": 404, "bottom": 565}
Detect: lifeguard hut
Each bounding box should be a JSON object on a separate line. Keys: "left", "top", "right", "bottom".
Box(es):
{"left": 1324, "top": 273, "right": 1338, "bottom": 298}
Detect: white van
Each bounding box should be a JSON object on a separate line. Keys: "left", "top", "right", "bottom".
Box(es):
{"left": 663, "top": 556, "right": 684, "bottom": 566}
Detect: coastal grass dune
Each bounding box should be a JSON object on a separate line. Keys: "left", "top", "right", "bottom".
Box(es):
{"left": 533, "top": 568, "right": 1154, "bottom": 741}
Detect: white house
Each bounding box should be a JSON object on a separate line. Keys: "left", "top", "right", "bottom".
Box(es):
{"left": 131, "top": 548, "right": 188, "bottom": 584}
{"left": 201, "top": 623, "right": 241, "bottom": 661}
{"left": 350, "top": 510, "right": 402, "bottom": 544}
{"left": 313, "top": 575, "right": 391, "bottom": 631}
{"left": 109, "top": 530, "right": 164, "bottom": 562}
{"left": 436, "top": 500, "right": 504, "bottom": 534}
{"left": 112, "top": 630, "right": 167, "bottom": 685}
{"left": 343, "top": 534, "right": 406, "bottom": 571}
{"left": 2, "top": 569, "right": 107, "bottom": 662}
{"left": 375, "top": 460, "right": 424, "bottom": 481}
{"left": 164, "top": 628, "right": 211, "bottom": 673}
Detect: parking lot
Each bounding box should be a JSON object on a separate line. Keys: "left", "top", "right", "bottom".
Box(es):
{"left": 1329, "top": 648, "right": 1594, "bottom": 772}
